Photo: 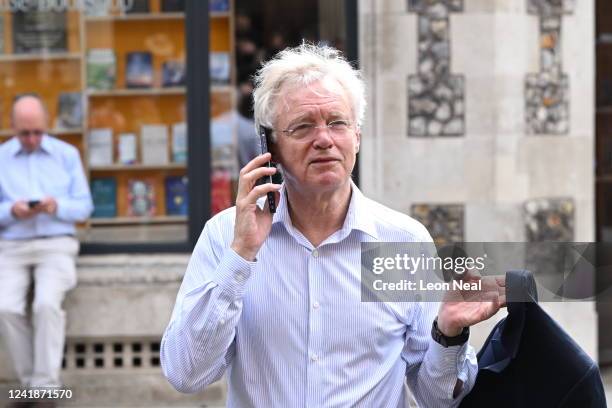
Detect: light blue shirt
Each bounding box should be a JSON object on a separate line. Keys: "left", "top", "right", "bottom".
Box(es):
{"left": 161, "top": 182, "right": 477, "bottom": 407}
{"left": 0, "top": 135, "right": 93, "bottom": 240}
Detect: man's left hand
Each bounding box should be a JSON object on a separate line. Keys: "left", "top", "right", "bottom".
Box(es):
{"left": 437, "top": 272, "right": 506, "bottom": 337}
{"left": 38, "top": 196, "right": 58, "bottom": 215}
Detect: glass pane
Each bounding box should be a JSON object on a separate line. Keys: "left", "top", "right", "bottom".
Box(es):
{"left": 0, "top": 1, "right": 193, "bottom": 245}
{"left": 210, "top": 0, "right": 347, "bottom": 215}
{"left": 83, "top": 2, "right": 189, "bottom": 244}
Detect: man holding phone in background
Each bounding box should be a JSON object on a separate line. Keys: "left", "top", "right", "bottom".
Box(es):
{"left": 0, "top": 94, "right": 93, "bottom": 392}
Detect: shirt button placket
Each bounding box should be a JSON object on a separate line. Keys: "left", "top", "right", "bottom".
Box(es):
{"left": 306, "top": 247, "right": 323, "bottom": 407}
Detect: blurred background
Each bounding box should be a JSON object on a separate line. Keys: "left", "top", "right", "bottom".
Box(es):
{"left": 0, "top": 0, "right": 610, "bottom": 405}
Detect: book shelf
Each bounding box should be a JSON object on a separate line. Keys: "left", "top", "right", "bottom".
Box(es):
{"left": 0, "top": 0, "right": 236, "bottom": 244}
{"left": 87, "top": 87, "right": 186, "bottom": 97}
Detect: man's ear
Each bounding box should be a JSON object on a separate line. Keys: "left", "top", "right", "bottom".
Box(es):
{"left": 355, "top": 129, "right": 361, "bottom": 154}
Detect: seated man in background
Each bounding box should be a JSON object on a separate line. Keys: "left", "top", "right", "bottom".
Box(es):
{"left": 0, "top": 94, "right": 93, "bottom": 391}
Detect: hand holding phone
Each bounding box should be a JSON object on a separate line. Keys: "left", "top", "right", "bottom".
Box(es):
{"left": 11, "top": 201, "right": 37, "bottom": 219}
{"left": 28, "top": 200, "right": 40, "bottom": 209}
{"left": 231, "top": 148, "right": 281, "bottom": 261}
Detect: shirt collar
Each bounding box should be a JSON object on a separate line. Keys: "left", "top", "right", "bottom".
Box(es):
{"left": 272, "top": 180, "right": 379, "bottom": 240}
{"left": 343, "top": 180, "right": 379, "bottom": 240}
{"left": 39, "top": 134, "right": 52, "bottom": 153}
{"left": 8, "top": 137, "right": 21, "bottom": 156}
{"left": 10, "top": 134, "right": 51, "bottom": 156}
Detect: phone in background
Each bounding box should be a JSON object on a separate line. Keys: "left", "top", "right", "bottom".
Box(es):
{"left": 28, "top": 200, "right": 40, "bottom": 209}
{"left": 259, "top": 126, "right": 277, "bottom": 213}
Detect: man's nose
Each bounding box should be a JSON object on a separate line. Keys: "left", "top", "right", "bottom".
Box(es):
{"left": 312, "top": 125, "right": 334, "bottom": 148}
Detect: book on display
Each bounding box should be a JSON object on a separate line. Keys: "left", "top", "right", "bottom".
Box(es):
{"left": 126, "top": 52, "right": 154, "bottom": 89}
{"left": 141, "top": 124, "right": 169, "bottom": 165}
{"left": 87, "top": 49, "right": 116, "bottom": 91}
{"left": 88, "top": 128, "right": 113, "bottom": 166}
{"left": 55, "top": 93, "right": 83, "bottom": 130}
{"left": 91, "top": 178, "right": 117, "bottom": 218}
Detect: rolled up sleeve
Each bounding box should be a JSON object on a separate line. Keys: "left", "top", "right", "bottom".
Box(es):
{"left": 402, "top": 302, "right": 477, "bottom": 407}
{"left": 161, "top": 214, "right": 257, "bottom": 393}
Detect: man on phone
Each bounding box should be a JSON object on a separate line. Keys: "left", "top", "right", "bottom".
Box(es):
{"left": 0, "top": 94, "right": 93, "bottom": 390}
{"left": 161, "top": 44, "right": 505, "bottom": 407}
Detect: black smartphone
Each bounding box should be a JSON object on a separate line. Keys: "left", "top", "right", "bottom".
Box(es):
{"left": 259, "top": 126, "right": 276, "bottom": 213}
{"left": 28, "top": 200, "right": 40, "bottom": 209}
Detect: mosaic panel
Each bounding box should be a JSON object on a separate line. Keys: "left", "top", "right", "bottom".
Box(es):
{"left": 525, "top": 0, "right": 574, "bottom": 134}
{"left": 524, "top": 197, "right": 574, "bottom": 242}
{"left": 524, "top": 197, "right": 575, "bottom": 279}
{"left": 411, "top": 203, "right": 465, "bottom": 245}
{"left": 407, "top": 0, "right": 465, "bottom": 137}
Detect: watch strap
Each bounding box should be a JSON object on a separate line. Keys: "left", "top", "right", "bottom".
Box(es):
{"left": 431, "top": 317, "right": 469, "bottom": 347}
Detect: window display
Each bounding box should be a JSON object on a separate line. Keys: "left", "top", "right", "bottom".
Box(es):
{"left": 0, "top": 0, "right": 236, "bottom": 244}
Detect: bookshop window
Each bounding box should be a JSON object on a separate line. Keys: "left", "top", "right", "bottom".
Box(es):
{"left": 0, "top": 0, "right": 353, "bottom": 250}
{"left": 0, "top": 0, "right": 201, "bottom": 247}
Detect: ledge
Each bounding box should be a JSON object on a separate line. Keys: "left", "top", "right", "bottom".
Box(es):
{"left": 76, "top": 254, "right": 190, "bottom": 285}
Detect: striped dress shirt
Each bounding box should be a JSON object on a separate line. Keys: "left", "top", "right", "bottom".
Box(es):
{"left": 161, "top": 182, "right": 477, "bottom": 407}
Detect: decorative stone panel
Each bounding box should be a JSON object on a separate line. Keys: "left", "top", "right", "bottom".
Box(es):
{"left": 524, "top": 197, "right": 574, "bottom": 242}
{"left": 525, "top": 0, "right": 574, "bottom": 134}
{"left": 407, "top": 0, "right": 465, "bottom": 136}
{"left": 411, "top": 203, "right": 464, "bottom": 245}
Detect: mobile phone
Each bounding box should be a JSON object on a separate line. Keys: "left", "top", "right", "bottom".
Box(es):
{"left": 259, "top": 126, "right": 276, "bottom": 213}
{"left": 28, "top": 200, "right": 40, "bottom": 209}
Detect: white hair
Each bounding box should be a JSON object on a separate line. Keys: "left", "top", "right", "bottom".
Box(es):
{"left": 253, "top": 43, "right": 366, "bottom": 139}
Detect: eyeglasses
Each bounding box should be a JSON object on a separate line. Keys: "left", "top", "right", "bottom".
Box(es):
{"left": 280, "top": 119, "right": 355, "bottom": 142}
{"left": 17, "top": 129, "right": 44, "bottom": 137}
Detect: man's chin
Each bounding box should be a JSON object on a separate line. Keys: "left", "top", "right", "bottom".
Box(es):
{"left": 307, "top": 175, "right": 350, "bottom": 191}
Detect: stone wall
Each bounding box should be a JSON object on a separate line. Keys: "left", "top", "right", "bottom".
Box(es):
{"left": 359, "top": 0, "right": 597, "bottom": 358}
{"left": 0, "top": 255, "right": 226, "bottom": 407}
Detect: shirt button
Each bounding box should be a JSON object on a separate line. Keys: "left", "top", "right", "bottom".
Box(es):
{"left": 220, "top": 319, "right": 226, "bottom": 325}
{"left": 310, "top": 354, "right": 319, "bottom": 362}
{"left": 312, "top": 250, "right": 319, "bottom": 258}
{"left": 313, "top": 301, "right": 320, "bottom": 309}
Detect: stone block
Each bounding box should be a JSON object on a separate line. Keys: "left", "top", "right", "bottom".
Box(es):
{"left": 494, "top": 14, "right": 534, "bottom": 76}
{"left": 452, "top": 13, "right": 494, "bottom": 77}
{"left": 464, "top": 76, "right": 497, "bottom": 135}
{"left": 380, "top": 76, "right": 408, "bottom": 137}
{"left": 380, "top": 136, "right": 493, "bottom": 204}
{"left": 495, "top": 79, "right": 527, "bottom": 135}
{"left": 465, "top": 203, "right": 524, "bottom": 241}
{"left": 563, "top": 1, "right": 595, "bottom": 137}
{"left": 376, "top": 14, "right": 418, "bottom": 75}
{"left": 465, "top": 0, "right": 526, "bottom": 13}
{"left": 517, "top": 136, "right": 592, "bottom": 198}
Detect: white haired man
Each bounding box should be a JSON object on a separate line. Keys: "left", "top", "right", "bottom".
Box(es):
{"left": 161, "top": 44, "right": 505, "bottom": 407}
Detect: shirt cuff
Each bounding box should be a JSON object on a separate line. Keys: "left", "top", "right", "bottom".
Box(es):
{"left": 427, "top": 337, "right": 470, "bottom": 399}
{"left": 54, "top": 198, "right": 66, "bottom": 221}
{"left": 0, "top": 202, "right": 16, "bottom": 227}
{"left": 215, "top": 247, "right": 257, "bottom": 301}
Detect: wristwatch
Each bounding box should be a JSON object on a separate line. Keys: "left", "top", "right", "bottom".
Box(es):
{"left": 431, "top": 317, "right": 469, "bottom": 347}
